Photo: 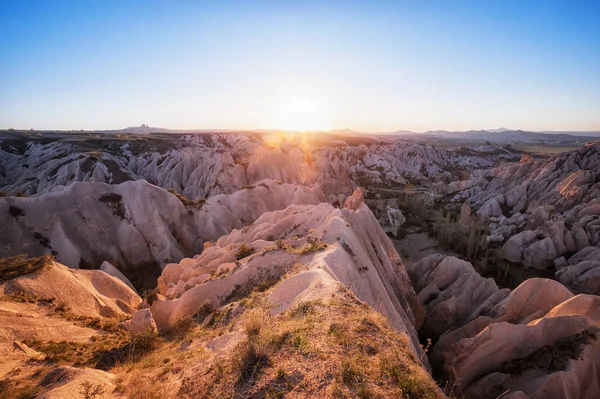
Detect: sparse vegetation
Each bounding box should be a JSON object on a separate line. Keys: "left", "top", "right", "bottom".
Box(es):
{"left": 167, "top": 188, "right": 205, "bottom": 208}
{"left": 0, "top": 254, "right": 52, "bottom": 280}
{"left": 8, "top": 205, "right": 24, "bottom": 218}
{"left": 79, "top": 381, "right": 105, "bottom": 399}
{"left": 142, "top": 287, "right": 159, "bottom": 306}
{"left": 98, "top": 192, "right": 122, "bottom": 203}
{"left": 497, "top": 329, "right": 597, "bottom": 376}
{"left": 98, "top": 192, "right": 126, "bottom": 219}
{"left": 235, "top": 243, "right": 254, "bottom": 260}
{"left": 175, "top": 286, "right": 443, "bottom": 399}
{"left": 341, "top": 240, "right": 356, "bottom": 256}
{"left": 294, "top": 237, "right": 328, "bottom": 255}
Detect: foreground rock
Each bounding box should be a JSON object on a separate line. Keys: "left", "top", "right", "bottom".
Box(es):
{"left": 0, "top": 255, "right": 140, "bottom": 387}
{"left": 409, "top": 254, "right": 600, "bottom": 399}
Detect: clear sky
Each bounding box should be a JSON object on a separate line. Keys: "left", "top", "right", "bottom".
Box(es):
{"left": 1, "top": 0, "right": 599, "bottom": 132}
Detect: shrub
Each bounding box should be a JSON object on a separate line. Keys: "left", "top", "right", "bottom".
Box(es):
{"left": 295, "top": 237, "right": 327, "bottom": 255}
{"left": 127, "top": 330, "right": 160, "bottom": 361}
{"left": 141, "top": 288, "right": 159, "bottom": 306}
{"left": 235, "top": 243, "right": 254, "bottom": 260}
{"left": 289, "top": 301, "right": 316, "bottom": 318}
{"left": 0, "top": 254, "right": 52, "bottom": 280}
{"left": 99, "top": 193, "right": 122, "bottom": 203}
{"left": 99, "top": 193, "right": 126, "bottom": 219}
{"left": 196, "top": 300, "right": 213, "bottom": 321}
{"left": 234, "top": 340, "right": 270, "bottom": 385}
{"left": 8, "top": 205, "right": 24, "bottom": 218}
{"left": 79, "top": 381, "right": 105, "bottom": 399}
{"left": 341, "top": 360, "right": 364, "bottom": 387}
{"left": 123, "top": 370, "right": 171, "bottom": 399}
{"left": 341, "top": 241, "right": 356, "bottom": 256}
{"left": 169, "top": 316, "right": 195, "bottom": 340}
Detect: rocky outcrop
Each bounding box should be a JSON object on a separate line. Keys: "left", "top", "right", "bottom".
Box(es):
{"left": 120, "top": 308, "right": 158, "bottom": 335}
{"left": 150, "top": 202, "right": 427, "bottom": 359}
{"left": 0, "top": 260, "right": 141, "bottom": 318}
{"left": 453, "top": 142, "right": 600, "bottom": 215}
{"left": 447, "top": 143, "right": 600, "bottom": 293}
{"left": 409, "top": 254, "right": 600, "bottom": 399}
{"left": 556, "top": 246, "right": 600, "bottom": 295}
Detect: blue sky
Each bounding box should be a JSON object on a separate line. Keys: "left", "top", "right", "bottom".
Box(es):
{"left": 0, "top": 0, "right": 599, "bottom": 132}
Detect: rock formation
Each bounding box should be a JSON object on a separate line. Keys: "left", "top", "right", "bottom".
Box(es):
{"left": 409, "top": 254, "right": 600, "bottom": 399}
{"left": 0, "top": 179, "right": 323, "bottom": 290}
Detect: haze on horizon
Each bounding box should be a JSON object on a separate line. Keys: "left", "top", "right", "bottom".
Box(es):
{"left": 1, "top": 0, "right": 599, "bottom": 132}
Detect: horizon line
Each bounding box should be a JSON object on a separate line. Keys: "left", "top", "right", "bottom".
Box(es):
{"left": 2, "top": 126, "right": 600, "bottom": 135}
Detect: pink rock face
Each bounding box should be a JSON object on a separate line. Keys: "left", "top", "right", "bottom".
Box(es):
{"left": 410, "top": 253, "right": 600, "bottom": 399}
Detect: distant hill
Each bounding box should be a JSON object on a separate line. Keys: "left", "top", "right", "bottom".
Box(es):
{"left": 118, "top": 124, "right": 172, "bottom": 134}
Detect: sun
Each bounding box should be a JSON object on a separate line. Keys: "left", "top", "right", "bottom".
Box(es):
{"left": 273, "top": 96, "right": 331, "bottom": 131}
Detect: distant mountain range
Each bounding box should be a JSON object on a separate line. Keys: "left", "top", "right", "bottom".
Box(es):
{"left": 422, "top": 128, "right": 600, "bottom": 143}
{"left": 3, "top": 125, "right": 599, "bottom": 143}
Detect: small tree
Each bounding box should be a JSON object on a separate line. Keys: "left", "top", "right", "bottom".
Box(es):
{"left": 79, "top": 381, "right": 105, "bottom": 399}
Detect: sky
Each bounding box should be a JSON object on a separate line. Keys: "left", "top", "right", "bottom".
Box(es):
{"left": 0, "top": 0, "right": 599, "bottom": 132}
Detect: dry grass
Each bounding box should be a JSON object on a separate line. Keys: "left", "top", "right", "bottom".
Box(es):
{"left": 0, "top": 254, "right": 53, "bottom": 281}
{"left": 260, "top": 237, "right": 328, "bottom": 257}
{"left": 167, "top": 188, "right": 205, "bottom": 208}
{"left": 69, "top": 266, "right": 442, "bottom": 399}
{"left": 0, "top": 365, "right": 53, "bottom": 399}
{"left": 176, "top": 289, "right": 443, "bottom": 399}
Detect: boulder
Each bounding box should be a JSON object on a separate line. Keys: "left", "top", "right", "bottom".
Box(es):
{"left": 121, "top": 309, "right": 158, "bottom": 335}
{"left": 570, "top": 225, "right": 590, "bottom": 251}
{"left": 343, "top": 187, "right": 364, "bottom": 211}
{"left": 523, "top": 237, "right": 556, "bottom": 269}
{"left": 502, "top": 231, "right": 537, "bottom": 263}
{"left": 99, "top": 261, "right": 136, "bottom": 292}
{"left": 477, "top": 197, "right": 503, "bottom": 219}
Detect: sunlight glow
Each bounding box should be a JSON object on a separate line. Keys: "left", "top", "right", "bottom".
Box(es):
{"left": 273, "top": 97, "right": 332, "bottom": 131}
